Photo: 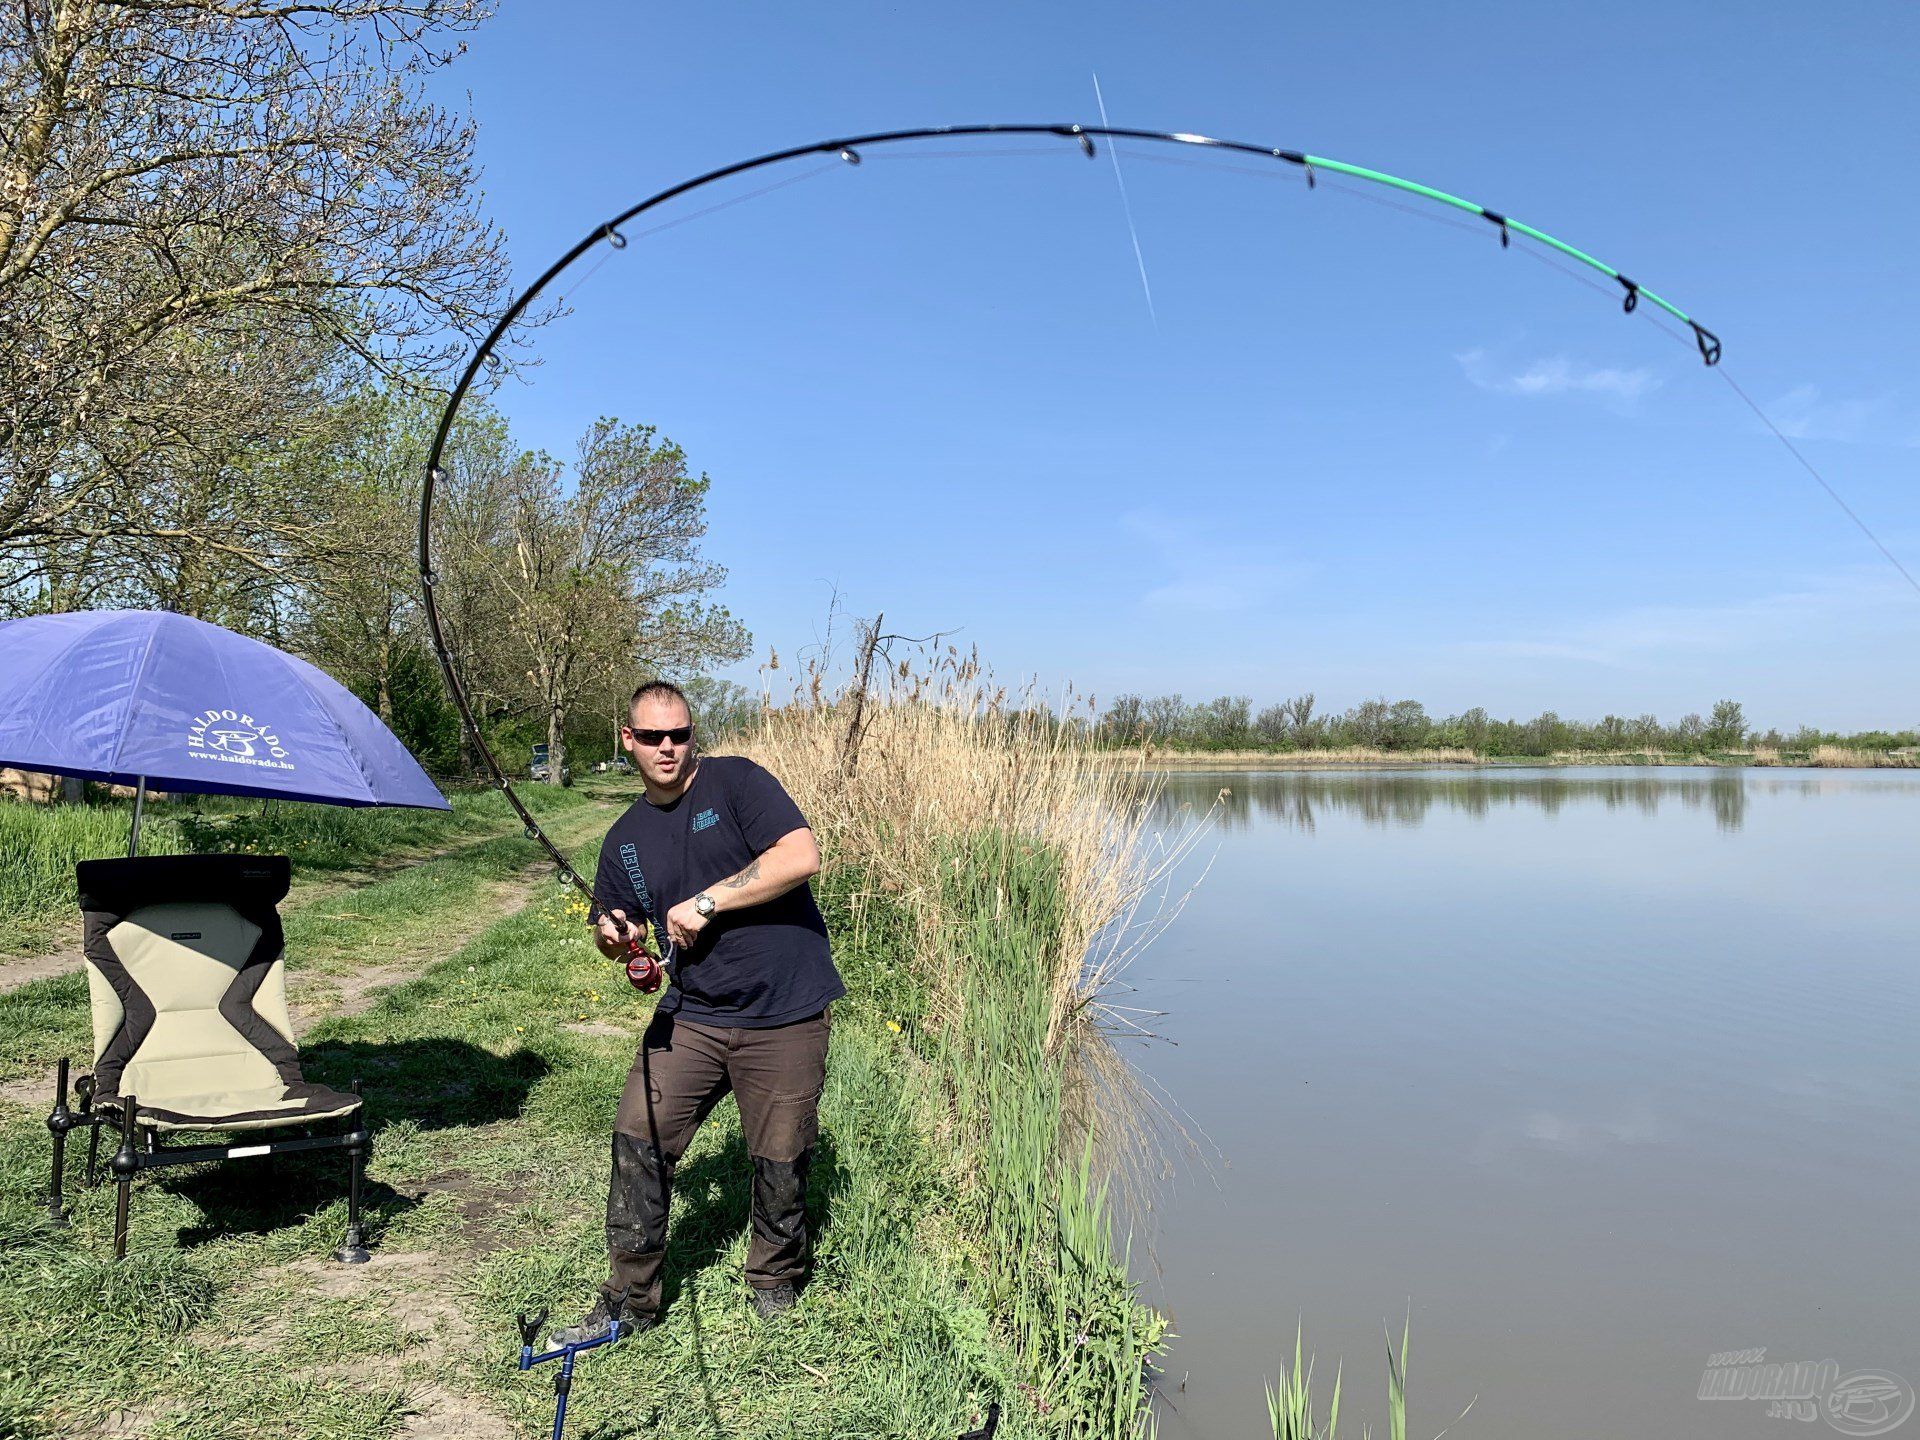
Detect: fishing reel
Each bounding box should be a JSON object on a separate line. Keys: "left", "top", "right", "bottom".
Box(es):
{"left": 623, "top": 939, "right": 663, "bottom": 994}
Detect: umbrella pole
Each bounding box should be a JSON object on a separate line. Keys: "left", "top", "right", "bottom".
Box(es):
{"left": 128, "top": 777, "right": 147, "bottom": 858}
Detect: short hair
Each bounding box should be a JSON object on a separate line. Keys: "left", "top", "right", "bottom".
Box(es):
{"left": 628, "top": 680, "right": 692, "bottom": 726}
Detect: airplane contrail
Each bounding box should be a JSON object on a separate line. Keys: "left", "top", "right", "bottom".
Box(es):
{"left": 1091, "top": 70, "right": 1157, "bottom": 326}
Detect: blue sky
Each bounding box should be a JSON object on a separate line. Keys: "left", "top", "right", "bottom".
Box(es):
{"left": 430, "top": 1, "right": 1919, "bottom": 730}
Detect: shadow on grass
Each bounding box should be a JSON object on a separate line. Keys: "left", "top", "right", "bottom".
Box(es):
{"left": 660, "top": 1128, "right": 844, "bottom": 1312}
{"left": 157, "top": 1038, "right": 548, "bottom": 1251}
{"left": 307, "top": 1036, "right": 550, "bottom": 1130}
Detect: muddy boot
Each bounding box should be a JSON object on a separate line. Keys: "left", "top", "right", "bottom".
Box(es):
{"left": 549, "top": 1288, "right": 654, "bottom": 1347}
{"left": 749, "top": 1281, "right": 798, "bottom": 1319}
{"left": 744, "top": 1149, "right": 813, "bottom": 1309}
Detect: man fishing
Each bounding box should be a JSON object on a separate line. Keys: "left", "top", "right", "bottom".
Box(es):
{"left": 551, "top": 680, "right": 845, "bottom": 1345}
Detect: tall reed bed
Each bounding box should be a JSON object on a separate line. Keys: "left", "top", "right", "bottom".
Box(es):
{"left": 744, "top": 646, "right": 1172, "bottom": 1434}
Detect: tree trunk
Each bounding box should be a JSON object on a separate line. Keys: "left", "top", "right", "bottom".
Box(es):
{"left": 547, "top": 701, "right": 566, "bottom": 786}
{"left": 376, "top": 632, "right": 394, "bottom": 725}
{"left": 839, "top": 612, "right": 883, "bottom": 778}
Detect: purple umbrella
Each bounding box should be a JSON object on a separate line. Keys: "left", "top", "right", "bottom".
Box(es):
{"left": 0, "top": 611, "right": 449, "bottom": 851}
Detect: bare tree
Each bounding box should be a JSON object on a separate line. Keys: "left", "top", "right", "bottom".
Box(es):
{"left": 1280, "top": 692, "right": 1316, "bottom": 743}
{"left": 0, "top": 0, "right": 513, "bottom": 609}
{"left": 1100, "top": 692, "right": 1146, "bottom": 744}
{"left": 1142, "top": 694, "right": 1187, "bottom": 743}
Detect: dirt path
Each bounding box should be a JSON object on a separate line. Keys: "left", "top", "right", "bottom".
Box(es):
{"left": 0, "top": 947, "right": 78, "bottom": 995}
{"left": 0, "top": 814, "right": 599, "bottom": 999}
{"left": 285, "top": 867, "right": 554, "bottom": 1026}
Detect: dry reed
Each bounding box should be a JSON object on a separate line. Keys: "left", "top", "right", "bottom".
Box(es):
{"left": 739, "top": 639, "right": 1199, "bottom": 1430}
{"left": 742, "top": 643, "right": 1195, "bottom": 1051}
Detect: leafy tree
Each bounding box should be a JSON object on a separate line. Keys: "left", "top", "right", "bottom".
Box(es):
{"left": 481, "top": 418, "right": 748, "bottom": 784}
{"left": 1196, "top": 695, "right": 1253, "bottom": 748}
{"left": 1707, "top": 699, "right": 1748, "bottom": 750}
{"left": 0, "top": 0, "right": 513, "bottom": 612}
{"left": 682, "top": 676, "right": 760, "bottom": 741}
{"left": 1386, "top": 700, "right": 1430, "bottom": 750}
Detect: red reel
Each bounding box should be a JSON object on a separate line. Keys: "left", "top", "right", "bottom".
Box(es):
{"left": 624, "top": 941, "right": 663, "bottom": 993}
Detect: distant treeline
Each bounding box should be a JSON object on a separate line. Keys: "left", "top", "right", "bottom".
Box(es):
{"left": 1093, "top": 694, "right": 1918, "bottom": 757}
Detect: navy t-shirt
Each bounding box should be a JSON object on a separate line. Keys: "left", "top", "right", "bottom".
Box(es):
{"left": 591, "top": 756, "right": 845, "bottom": 1028}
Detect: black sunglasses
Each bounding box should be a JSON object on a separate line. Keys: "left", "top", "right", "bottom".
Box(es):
{"left": 627, "top": 724, "right": 693, "bottom": 747}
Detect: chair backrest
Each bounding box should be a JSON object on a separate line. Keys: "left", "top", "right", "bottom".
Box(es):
{"left": 75, "top": 855, "right": 300, "bottom": 1105}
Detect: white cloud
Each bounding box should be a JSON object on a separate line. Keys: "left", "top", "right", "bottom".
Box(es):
{"left": 1455, "top": 347, "right": 1660, "bottom": 406}
{"left": 1119, "top": 510, "right": 1313, "bottom": 615}
{"left": 1764, "top": 383, "right": 1917, "bottom": 446}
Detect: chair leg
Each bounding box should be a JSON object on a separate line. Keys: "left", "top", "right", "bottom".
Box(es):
{"left": 110, "top": 1096, "right": 139, "bottom": 1261}
{"left": 45, "top": 1057, "right": 72, "bottom": 1227}
{"left": 333, "top": 1080, "right": 370, "bottom": 1265}
{"left": 85, "top": 1119, "right": 103, "bottom": 1188}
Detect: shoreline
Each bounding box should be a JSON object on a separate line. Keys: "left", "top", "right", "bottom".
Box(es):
{"left": 1133, "top": 751, "right": 1918, "bottom": 772}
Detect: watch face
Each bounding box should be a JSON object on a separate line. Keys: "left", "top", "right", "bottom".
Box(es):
{"left": 696, "top": 894, "right": 714, "bottom": 915}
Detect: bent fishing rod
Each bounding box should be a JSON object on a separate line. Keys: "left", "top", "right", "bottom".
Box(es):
{"left": 415, "top": 120, "right": 1724, "bottom": 911}
{"left": 416, "top": 122, "right": 1723, "bottom": 915}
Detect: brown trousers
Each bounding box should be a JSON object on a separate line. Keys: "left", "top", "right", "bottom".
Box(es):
{"left": 604, "top": 1007, "right": 831, "bottom": 1315}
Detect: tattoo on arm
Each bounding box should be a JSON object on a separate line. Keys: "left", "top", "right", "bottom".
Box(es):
{"left": 719, "top": 858, "right": 761, "bottom": 890}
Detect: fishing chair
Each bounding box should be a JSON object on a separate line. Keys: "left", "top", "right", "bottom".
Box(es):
{"left": 44, "top": 854, "right": 371, "bottom": 1262}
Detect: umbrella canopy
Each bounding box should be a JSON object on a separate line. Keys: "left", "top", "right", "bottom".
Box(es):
{"left": 0, "top": 610, "right": 449, "bottom": 810}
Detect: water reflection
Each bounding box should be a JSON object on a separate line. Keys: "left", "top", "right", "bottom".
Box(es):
{"left": 1125, "top": 763, "right": 1920, "bottom": 1440}
{"left": 1151, "top": 766, "right": 1753, "bottom": 833}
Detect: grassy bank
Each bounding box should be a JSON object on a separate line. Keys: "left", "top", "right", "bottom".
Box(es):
{"left": 748, "top": 658, "right": 1173, "bottom": 1434}
{"left": 0, "top": 660, "right": 1174, "bottom": 1436}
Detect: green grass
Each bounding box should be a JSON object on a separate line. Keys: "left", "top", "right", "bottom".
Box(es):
{"left": 0, "top": 806, "right": 1044, "bottom": 1437}
{"left": 0, "top": 783, "right": 598, "bottom": 956}
{"left": 930, "top": 831, "right": 1164, "bottom": 1436}
{"left": 1267, "top": 1319, "right": 1433, "bottom": 1440}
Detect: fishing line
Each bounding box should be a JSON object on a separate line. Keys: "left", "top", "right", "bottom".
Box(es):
{"left": 863, "top": 146, "right": 1072, "bottom": 161}
{"left": 554, "top": 163, "right": 843, "bottom": 312}
{"left": 1092, "top": 76, "right": 1158, "bottom": 325}
{"left": 1104, "top": 137, "right": 1912, "bottom": 569}
{"left": 1714, "top": 369, "right": 1920, "bottom": 600}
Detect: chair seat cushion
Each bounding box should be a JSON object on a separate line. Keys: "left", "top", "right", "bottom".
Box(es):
{"left": 105, "top": 1081, "right": 362, "bottom": 1132}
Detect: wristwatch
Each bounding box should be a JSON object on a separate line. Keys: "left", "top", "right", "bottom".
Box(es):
{"left": 693, "top": 891, "right": 715, "bottom": 918}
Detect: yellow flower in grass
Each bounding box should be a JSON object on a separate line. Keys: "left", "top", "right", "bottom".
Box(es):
{"left": 886, "top": 1020, "right": 902, "bottom": 1034}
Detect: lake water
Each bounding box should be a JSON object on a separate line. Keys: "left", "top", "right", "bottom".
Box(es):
{"left": 1122, "top": 767, "right": 1919, "bottom": 1440}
